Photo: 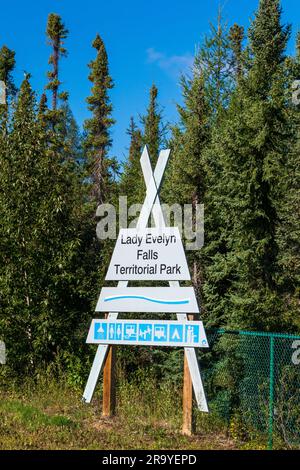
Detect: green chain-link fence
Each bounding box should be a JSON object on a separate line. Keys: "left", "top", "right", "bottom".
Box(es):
{"left": 202, "top": 329, "right": 300, "bottom": 449}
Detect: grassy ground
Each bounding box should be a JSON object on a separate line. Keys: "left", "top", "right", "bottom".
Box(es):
{"left": 0, "top": 373, "right": 237, "bottom": 450}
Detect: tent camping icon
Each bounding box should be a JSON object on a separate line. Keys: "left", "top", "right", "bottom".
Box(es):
{"left": 171, "top": 328, "right": 180, "bottom": 340}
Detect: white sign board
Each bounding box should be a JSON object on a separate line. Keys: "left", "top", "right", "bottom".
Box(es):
{"left": 105, "top": 227, "right": 190, "bottom": 281}
{"left": 95, "top": 287, "right": 199, "bottom": 313}
{"left": 87, "top": 319, "right": 208, "bottom": 348}
{"left": 83, "top": 147, "right": 209, "bottom": 412}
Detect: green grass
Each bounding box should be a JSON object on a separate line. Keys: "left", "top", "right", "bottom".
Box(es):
{"left": 0, "top": 372, "right": 236, "bottom": 450}
{"left": 0, "top": 400, "right": 74, "bottom": 429}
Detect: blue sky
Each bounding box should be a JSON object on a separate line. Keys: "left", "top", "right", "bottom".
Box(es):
{"left": 1, "top": 0, "right": 299, "bottom": 162}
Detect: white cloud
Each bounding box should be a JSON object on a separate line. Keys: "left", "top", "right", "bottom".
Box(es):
{"left": 146, "top": 47, "right": 194, "bottom": 78}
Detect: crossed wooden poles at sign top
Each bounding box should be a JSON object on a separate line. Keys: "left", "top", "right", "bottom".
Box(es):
{"left": 82, "top": 146, "right": 208, "bottom": 412}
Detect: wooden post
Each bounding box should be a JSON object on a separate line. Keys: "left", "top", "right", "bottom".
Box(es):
{"left": 102, "top": 345, "right": 116, "bottom": 417}
{"left": 102, "top": 312, "right": 116, "bottom": 417}
{"left": 182, "top": 314, "right": 195, "bottom": 435}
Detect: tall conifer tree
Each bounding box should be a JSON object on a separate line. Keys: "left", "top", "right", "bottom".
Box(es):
{"left": 120, "top": 117, "right": 144, "bottom": 207}
{"left": 166, "top": 71, "right": 209, "bottom": 298}
{"left": 195, "top": 12, "right": 233, "bottom": 120}
{"left": 84, "top": 34, "right": 116, "bottom": 206}
{"left": 276, "top": 32, "right": 300, "bottom": 329}
{"left": 141, "top": 84, "right": 166, "bottom": 167}
{"left": 45, "top": 13, "right": 68, "bottom": 115}
{"left": 205, "top": 0, "right": 291, "bottom": 330}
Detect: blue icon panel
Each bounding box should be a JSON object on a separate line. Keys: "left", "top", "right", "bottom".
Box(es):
{"left": 91, "top": 320, "right": 207, "bottom": 348}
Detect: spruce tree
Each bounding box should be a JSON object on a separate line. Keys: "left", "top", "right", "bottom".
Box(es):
{"left": 84, "top": 34, "right": 116, "bottom": 206}
{"left": 163, "top": 15, "right": 235, "bottom": 325}
{"left": 168, "top": 73, "right": 208, "bottom": 204}
{"left": 120, "top": 117, "right": 144, "bottom": 207}
{"left": 165, "top": 70, "right": 209, "bottom": 299}
{"left": 44, "top": 12, "right": 73, "bottom": 172}
{"left": 141, "top": 84, "right": 166, "bottom": 167}
{"left": 205, "top": 0, "right": 291, "bottom": 330}
{"left": 45, "top": 13, "right": 68, "bottom": 115}
{"left": 58, "top": 102, "right": 83, "bottom": 165}
{"left": 276, "top": 32, "right": 300, "bottom": 329}
{"left": 195, "top": 12, "right": 233, "bottom": 120}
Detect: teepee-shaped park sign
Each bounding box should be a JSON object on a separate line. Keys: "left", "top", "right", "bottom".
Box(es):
{"left": 83, "top": 147, "right": 209, "bottom": 412}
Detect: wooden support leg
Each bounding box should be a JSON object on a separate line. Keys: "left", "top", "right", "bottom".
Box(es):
{"left": 182, "top": 314, "right": 195, "bottom": 435}
{"left": 182, "top": 351, "right": 195, "bottom": 435}
{"left": 102, "top": 345, "right": 116, "bottom": 417}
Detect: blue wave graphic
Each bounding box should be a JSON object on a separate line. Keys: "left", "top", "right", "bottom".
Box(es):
{"left": 104, "top": 295, "right": 190, "bottom": 305}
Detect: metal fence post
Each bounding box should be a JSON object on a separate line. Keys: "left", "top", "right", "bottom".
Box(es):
{"left": 268, "top": 336, "right": 275, "bottom": 450}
